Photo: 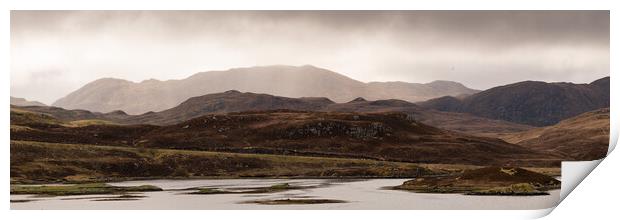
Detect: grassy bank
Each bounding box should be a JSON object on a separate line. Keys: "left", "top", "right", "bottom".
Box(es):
{"left": 11, "top": 140, "right": 433, "bottom": 184}
{"left": 10, "top": 183, "right": 162, "bottom": 196}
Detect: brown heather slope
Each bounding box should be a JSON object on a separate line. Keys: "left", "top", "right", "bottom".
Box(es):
{"left": 52, "top": 65, "right": 478, "bottom": 114}
{"left": 10, "top": 109, "right": 559, "bottom": 167}
{"left": 419, "top": 77, "right": 609, "bottom": 126}
{"left": 499, "top": 108, "right": 609, "bottom": 161}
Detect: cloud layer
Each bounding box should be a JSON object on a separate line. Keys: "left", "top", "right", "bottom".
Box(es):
{"left": 11, "top": 11, "right": 609, "bottom": 104}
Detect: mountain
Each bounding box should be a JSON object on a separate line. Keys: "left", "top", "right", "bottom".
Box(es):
{"left": 499, "top": 108, "right": 609, "bottom": 161}
{"left": 10, "top": 97, "right": 46, "bottom": 107}
{"left": 10, "top": 109, "right": 558, "bottom": 167}
{"left": 52, "top": 65, "right": 478, "bottom": 114}
{"left": 419, "top": 77, "right": 610, "bottom": 126}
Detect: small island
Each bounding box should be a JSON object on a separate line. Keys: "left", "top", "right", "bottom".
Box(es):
{"left": 393, "top": 166, "right": 560, "bottom": 196}
{"left": 242, "top": 198, "right": 347, "bottom": 205}
{"left": 187, "top": 183, "right": 311, "bottom": 194}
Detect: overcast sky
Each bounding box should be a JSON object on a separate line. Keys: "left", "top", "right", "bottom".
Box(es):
{"left": 11, "top": 11, "right": 609, "bottom": 105}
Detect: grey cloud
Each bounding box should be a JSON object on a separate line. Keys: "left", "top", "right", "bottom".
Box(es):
{"left": 10, "top": 10, "right": 609, "bottom": 104}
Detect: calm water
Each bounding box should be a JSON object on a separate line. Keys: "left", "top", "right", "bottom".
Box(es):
{"left": 10, "top": 179, "right": 560, "bottom": 210}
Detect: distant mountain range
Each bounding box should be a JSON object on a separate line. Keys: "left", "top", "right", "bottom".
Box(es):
{"left": 52, "top": 65, "right": 479, "bottom": 114}
{"left": 419, "top": 77, "right": 610, "bottom": 126}
{"left": 10, "top": 97, "right": 46, "bottom": 107}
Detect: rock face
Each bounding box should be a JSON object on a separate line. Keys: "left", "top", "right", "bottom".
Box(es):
{"left": 10, "top": 97, "right": 46, "bottom": 107}
{"left": 419, "top": 77, "right": 610, "bottom": 126}
{"left": 499, "top": 108, "right": 610, "bottom": 161}
{"left": 52, "top": 65, "right": 479, "bottom": 114}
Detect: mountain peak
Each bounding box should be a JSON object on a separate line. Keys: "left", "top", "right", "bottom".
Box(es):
{"left": 349, "top": 97, "right": 367, "bottom": 103}
{"left": 141, "top": 78, "right": 161, "bottom": 83}
{"left": 91, "top": 77, "right": 132, "bottom": 85}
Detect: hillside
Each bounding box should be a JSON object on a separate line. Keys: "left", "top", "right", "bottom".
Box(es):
{"left": 419, "top": 77, "right": 610, "bottom": 126}
{"left": 499, "top": 108, "right": 609, "bottom": 161}
{"left": 52, "top": 65, "right": 478, "bottom": 114}
{"left": 10, "top": 109, "right": 558, "bottom": 167}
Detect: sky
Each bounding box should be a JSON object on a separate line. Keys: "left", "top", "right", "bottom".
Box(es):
{"left": 11, "top": 11, "right": 610, "bottom": 105}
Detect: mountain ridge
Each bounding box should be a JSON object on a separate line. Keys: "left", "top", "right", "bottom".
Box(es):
{"left": 52, "top": 65, "right": 479, "bottom": 114}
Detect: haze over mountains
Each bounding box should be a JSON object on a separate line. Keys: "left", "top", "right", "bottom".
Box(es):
{"left": 52, "top": 65, "right": 479, "bottom": 114}
{"left": 10, "top": 97, "right": 46, "bottom": 107}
